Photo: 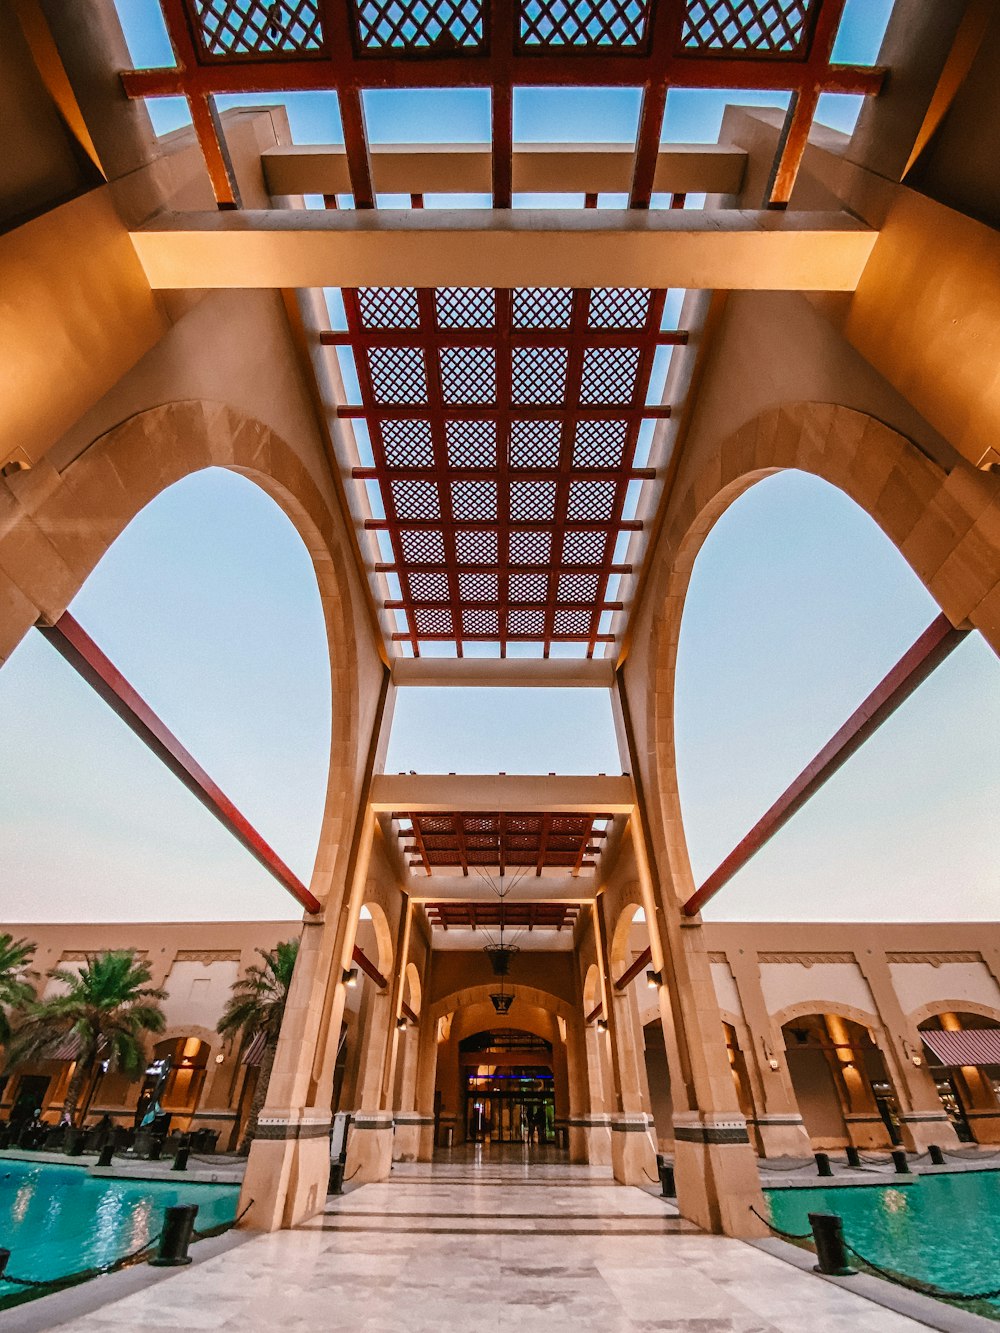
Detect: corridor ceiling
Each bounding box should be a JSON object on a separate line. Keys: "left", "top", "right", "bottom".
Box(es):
{"left": 395, "top": 809, "right": 610, "bottom": 875}
{"left": 123, "top": 0, "right": 884, "bottom": 662}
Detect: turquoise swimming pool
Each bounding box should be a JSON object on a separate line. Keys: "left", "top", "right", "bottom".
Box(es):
{"left": 0, "top": 1158, "right": 240, "bottom": 1304}
{"left": 767, "top": 1172, "right": 1000, "bottom": 1316}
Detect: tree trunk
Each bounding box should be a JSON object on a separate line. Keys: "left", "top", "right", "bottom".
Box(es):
{"left": 63, "top": 1052, "right": 94, "bottom": 1126}
{"left": 239, "top": 1038, "right": 277, "bottom": 1155}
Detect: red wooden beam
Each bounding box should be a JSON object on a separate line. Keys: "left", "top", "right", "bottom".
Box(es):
{"left": 585, "top": 1003, "right": 603, "bottom": 1025}
{"left": 615, "top": 945, "right": 653, "bottom": 991}
{"left": 352, "top": 943, "right": 387, "bottom": 989}
{"left": 38, "top": 612, "right": 321, "bottom": 914}
{"left": 682, "top": 614, "right": 969, "bottom": 918}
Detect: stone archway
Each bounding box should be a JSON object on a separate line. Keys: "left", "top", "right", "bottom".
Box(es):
{"left": 645, "top": 402, "right": 1000, "bottom": 911}
{"left": 0, "top": 400, "right": 362, "bottom": 911}
{"left": 0, "top": 399, "right": 377, "bottom": 1232}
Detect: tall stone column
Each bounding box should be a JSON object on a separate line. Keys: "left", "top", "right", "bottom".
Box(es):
{"left": 392, "top": 1022, "right": 427, "bottom": 1161}
{"left": 239, "top": 911, "right": 348, "bottom": 1231}
{"left": 343, "top": 977, "right": 395, "bottom": 1182}
{"left": 579, "top": 1018, "right": 613, "bottom": 1165}
{"left": 412, "top": 958, "right": 439, "bottom": 1161}
{"left": 726, "top": 951, "right": 813, "bottom": 1158}
{"left": 344, "top": 899, "right": 410, "bottom": 1183}
{"left": 615, "top": 665, "right": 767, "bottom": 1237}
{"left": 563, "top": 1014, "right": 595, "bottom": 1164}
{"left": 596, "top": 899, "right": 659, "bottom": 1187}
{"left": 855, "top": 952, "right": 959, "bottom": 1151}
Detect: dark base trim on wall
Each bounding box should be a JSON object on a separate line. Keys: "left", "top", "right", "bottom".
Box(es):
{"left": 675, "top": 1125, "right": 751, "bottom": 1146}
{"left": 256, "top": 1118, "right": 332, "bottom": 1141}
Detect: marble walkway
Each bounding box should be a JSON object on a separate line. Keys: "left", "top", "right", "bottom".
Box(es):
{"left": 47, "top": 1152, "right": 925, "bottom": 1332}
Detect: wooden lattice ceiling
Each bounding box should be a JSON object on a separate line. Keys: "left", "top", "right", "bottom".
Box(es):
{"left": 395, "top": 810, "right": 609, "bottom": 875}
{"left": 122, "top": 0, "right": 884, "bottom": 657}
{"left": 426, "top": 901, "right": 581, "bottom": 930}
{"left": 335, "top": 283, "right": 676, "bottom": 656}
{"left": 124, "top": 1, "right": 884, "bottom": 211}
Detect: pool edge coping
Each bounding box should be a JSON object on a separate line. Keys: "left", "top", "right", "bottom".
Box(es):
{"left": 749, "top": 1235, "right": 999, "bottom": 1332}
{"left": 1, "top": 1229, "right": 254, "bottom": 1333}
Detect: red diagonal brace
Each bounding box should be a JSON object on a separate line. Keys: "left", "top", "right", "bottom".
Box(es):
{"left": 38, "top": 612, "right": 321, "bottom": 915}
{"left": 682, "top": 613, "right": 968, "bottom": 918}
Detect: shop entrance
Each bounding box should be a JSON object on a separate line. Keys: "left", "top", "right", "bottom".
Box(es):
{"left": 461, "top": 1031, "right": 556, "bottom": 1146}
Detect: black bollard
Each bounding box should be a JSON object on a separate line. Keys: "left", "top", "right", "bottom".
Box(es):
{"left": 0, "top": 1248, "right": 9, "bottom": 1279}
{"left": 928, "top": 1144, "right": 945, "bottom": 1166}
{"left": 809, "top": 1212, "right": 856, "bottom": 1276}
{"left": 814, "top": 1151, "right": 834, "bottom": 1178}
{"left": 891, "top": 1149, "right": 911, "bottom": 1174}
{"left": 658, "top": 1160, "right": 676, "bottom": 1198}
{"left": 150, "top": 1204, "right": 199, "bottom": 1267}
{"left": 845, "top": 1145, "right": 862, "bottom": 1169}
{"left": 64, "top": 1128, "right": 85, "bottom": 1157}
{"left": 172, "top": 1146, "right": 190, "bottom": 1172}
{"left": 148, "top": 1137, "right": 164, "bottom": 1162}
{"left": 328, "top": 1159, "right": 345, "bottom": 1195}
{"left": 97, "top": 1142, "right": 114, "bottom": 1168}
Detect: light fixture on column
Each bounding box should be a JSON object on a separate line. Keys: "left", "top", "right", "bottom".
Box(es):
{"left": 646, "top": 969, "right": 663, "bottom": 990}
{"left": 343, "top": 966, "right": 359, "bottom": 988}
{"left": 596, "top": 1018, "right": 609, "bottom": 1034}
{"left": 396, "top": 1016, "right": 408, "bottom": 1032}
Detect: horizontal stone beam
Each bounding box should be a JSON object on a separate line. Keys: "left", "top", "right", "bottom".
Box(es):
{"left": 261, "top": 142, "right": 747, "bottom": 199}
{"left": 370, "top": 773, "right": 634, "bottom": 814}
{"left": 407, "top": 874, "right": 596, "bottom": 901}
{"left": 391, "top": 658, "right": 614, "bottom": 689}
{"left": 130, "top": 209, "right": 877, "bottom": 293}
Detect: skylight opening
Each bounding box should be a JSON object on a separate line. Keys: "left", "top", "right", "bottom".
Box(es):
{"left": 364, "top": 88, "right": 491, "bottom": 144}
{"left": 218, "top": 91, "right": 342, "bottom": 143}
{"left": 513, "top": 87, "right": 642, "bottom": 144}
{"left": 663, "top": 89, "right": 792, "bottom": 145}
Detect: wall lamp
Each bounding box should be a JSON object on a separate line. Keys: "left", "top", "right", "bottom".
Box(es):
{"left": 343, "top": 967, "right": 359, "bottom": 988}
{"left": 596, "top": 1018, "right": 609, "bottom": 1034}
{"left": 646, "top": 970, "right": 663, "bottom": 990}
{"left": 396, "top": 1017, "right": 408, "bottom": 1032}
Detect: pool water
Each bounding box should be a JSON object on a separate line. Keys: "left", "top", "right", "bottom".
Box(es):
{"left": 767, "top": 1172, "right": 1000, "bottom": 1313}
{"left": 0, "top": 1159, "right": 239, "bottom": 1301}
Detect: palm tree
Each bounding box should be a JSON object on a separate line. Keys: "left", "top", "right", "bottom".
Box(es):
{"left": 0, "top": 934, "right": 36, "bottom": 1048}
{"left": 8, "top": 950, "right": 166, "bottom": 1125}
{"left": 218, "top": 938, "right": 299, "bottom": 1153}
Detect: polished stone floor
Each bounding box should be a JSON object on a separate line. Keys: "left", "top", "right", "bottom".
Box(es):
{"left": 48, "top": 1149, "right": 926, "bottom": 1332}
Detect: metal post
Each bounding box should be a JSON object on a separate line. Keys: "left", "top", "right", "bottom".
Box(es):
{"left": 97, "top": 1142, "right": 114, "bottom": 1167}
{"left": 150, "top": 1204, "right": 199, "bottom": 1267}
{"left": 891, "top": 1149, "right": 911, "bottom": 1174}
{"left": 845, "top": 1145, "right": 861, "bottom": 1169}
{"left": 328, "top": 1159, "right": 346, "bottom": 1195}
{"left": 172, "top": 1146, "right": 190, "bottom": 1172}
{"left": 658, "top": 1159, "right": 676, "bottom": 1198}
{"left": 929, "top": 1144, "right": 945, "bottom": 1166}
{"left": 814, "top": 1151, "right": 833, "bottom": 1177}
{"left": 809, "top": 1213, "right": 856, "bottom": 1276}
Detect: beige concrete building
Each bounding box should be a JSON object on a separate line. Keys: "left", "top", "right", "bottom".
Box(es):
{"left": 2, "top": 0, "right": 1000, "bottom": 1267}
{"left": 6, "top": 916, "right": 1000, "bottom": 1173}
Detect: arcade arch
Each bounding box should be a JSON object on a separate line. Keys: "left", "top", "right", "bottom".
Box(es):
{"left": 645, "top": 403, "right": 1000, "bottom": 922}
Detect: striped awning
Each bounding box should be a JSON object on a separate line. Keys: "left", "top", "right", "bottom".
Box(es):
{"left": 242, "top": 1032, "right": 267, "bottom": 1067}
{"left": 922, "top": 1028, "right": 1000, "bottom": 1068}
{"left": 48, "top": 1032, "right": 83, "bottom": 1061}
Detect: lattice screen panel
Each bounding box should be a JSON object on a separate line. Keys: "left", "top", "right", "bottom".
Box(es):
{"left": 425, "top": 902, "right": 582, "bottom": 930}
{"left": 397, "top": 811, "right": 610, "bottom": 875}
{"left": 128, "top": 1, "right": 883, "bottom": 212}
{"left": 335, "top": 286, "right": 682, "bottom": 656}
